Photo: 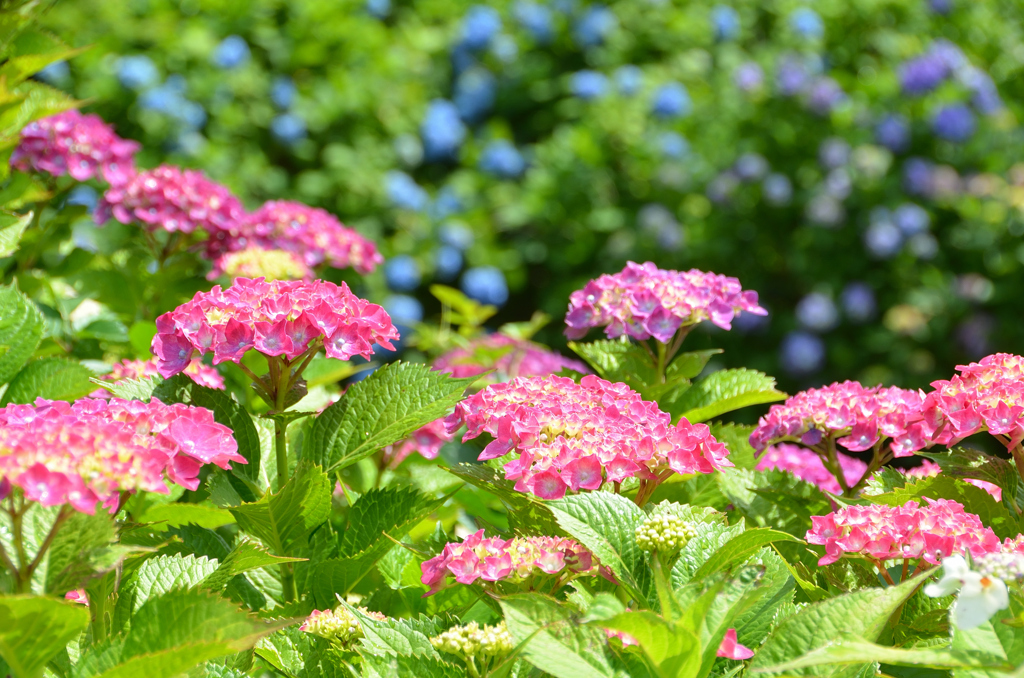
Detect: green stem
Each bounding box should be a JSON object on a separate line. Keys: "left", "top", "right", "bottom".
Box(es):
{"left": 655, "top": 341, "right": 667, "bottom": 384}
{"left": 90, "top": 592, "right": 108, "bottom": 643}
{"left": 24, "top": 505, "right": 71, "bottom": 583}
{"left": 273, "top": 366, "right": 297, "bottom": 603}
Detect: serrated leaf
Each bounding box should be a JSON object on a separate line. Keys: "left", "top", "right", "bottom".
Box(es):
{"left": 568, "top": 339, "right": 658, "bottom": 390}
{"left": 718, "top": 468, "right": 834, "bottom": 537}
{"left": 204, "top": 539, "right": 304, "bottom": 591}
{"left": 93, "top": 376, "right": 161, "bottom": 402}
{"left": 2, "top": 30, "right": 86, "bottom": 85}
{"left": 0, "top": 357, "right": 95, "bottom": 405}
{"left": 44, "top": 510, "right": 116, "bottom": 595}
{"left": 0, "top": 283, "right": 43, "bottom": 386}
{"left": 445, "top": 463, "right": 560, "bottom": 536}
{"left": 140, "top": 502, "right": 236, "bottom": 531}
{"left": 92, "top": 643, "right": 242, "bottom": 678}
{"left": 709, "top": 423, "right": 758, "bottom": 470}
{"left": 340, "top": 486, "right": 449, "bottom": 558}
{"left": 0, "top": 595, "right": 89, "bottom": 678}
{"left": 667, "top": 349, "right": 723, "bottom": 380}
{"left": 361, "top": 651, "right": 466, "bottom": 678}
{"left": 749, "top": 572, "right": 927, "bottom": 676}
{"left": 920, "top": 447, "right": 1024, "bottom": 515}
{"left": 229, "top": 461, "right": 331, "bottom": 557}
{"left": 344, "top": 603, "right": 439, "bottom": 658}
{"left": 547, "top": 492, "right": 651, "bottom": 606}
{"left": 691, "top": 528, "right": 801, "bottom": 579}
{"left": 673, "top": 368, "right": 787, "bottom": 423}
{"left": 187, "top": 383, "right": 263, "bottom": 484}
{"left": 501, "top": 594, "right": 616, "bottom": 678}
{"left": 602, "top": 610, "right": 700, "bottom": 678}
{"left": 126, "top": 554, "right": 220, "bottom": 612}
{"left": 306, "top": 361, "right": 477, "bottom": 472}
{"left": 0, "top": 209, "right": 31, "bottom": 257}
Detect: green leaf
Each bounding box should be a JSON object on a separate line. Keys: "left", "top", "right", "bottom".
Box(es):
{"left": 44, "top": 510, "right": 116, "bottom": 595}
{"left": 340, "top": 486, "right": 447, "bottom": 558}
{"left": 709, "top": 423, "right": 758, "bottom": 470}
{"left": 124, "top": 554, "right": 219, "bottom": 612}
{"left": 748, "top": 572, "right": 927, "bottom": 676}
{"left": 568, "top": 339, "right": 658, "bottom": 390}
{"left": 673, "top": 368, "right": 786, "bottom": 423}
{"left": 305, "top": 361, "right": 477, "bottom": 472}
{"left": 752, "top": 634, "right": 1014, "bottom": 673}
{"left": 95, "top": 376, "right": 161, "bottom": 402}
{"left": 204, "top": 539, "right": 305, "bottom": 591}
{"left": 0, "top": 595, "right": 89, "bottom": 678}
{"left": 187, "top": 383, "right": 263, "bottom": 484}
{"left": 920, "top": 447, "right": 1024, "bottom": 515}
{"left": 140, "top": 502, "right": 236, "bottom": 531}
{"left": 1, "top": 31, "right": 86, "bottom": 85}
{"left": 0, "top": 210, "right": 31, "bottom": 257}
{"left": 691, "top": 528, "right": 802, "bottom": 579}
{"left": 601, "top": 610, "right": 700, "bottom": 678}
{"left": 718, "top": 468, "right": 834, "bottom": 538}
{"left": 0, "top": 283, "right": 43, "bottom": 387}
{"left": 343, "top": 603, "right": 440, "bottom": 658}
{"left": 0, "top": 357, "right": 95, "bottom": 405}
{"left": 229, "top": 461, "right": 332, "bottom": 557}
{"left": 500, "top": 593, "right": 616, "bottom": 678}
{"left": 92, "top": 643, "right": 244, "bottom": 678}
{"left": 951, "top": 609, "right": 1024, "bottom": 675}
{"left": 361, "top": 652, "right": 466, "bottom": 678}
{"left": 445, "top": 463, "right": 560, "bottom": 535}
{"left": 547, "top": 492, "right": 650, "bottom": 606}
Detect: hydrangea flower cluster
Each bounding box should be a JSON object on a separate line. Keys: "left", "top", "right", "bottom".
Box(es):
{"left": 806, "top": 499, "right": 1000, "bottom": 567}
{"left": 430, "top": 621, "right": 514, "bottom": 660}
{"left": 215, "top": 247, "right": 311, "bottom": 281}
{"left": 634, "top": 514, "right": 697, "bottom": 553}
{"left": 434, "top": 333, "right": 589, "bottom": 379}
{"left": 903, "top": 459, "right": 1003, "bottom": 502}
{"left": 756, "top": 443, "right": 867, "bottom": 495}
{"left": 97, "top": 165, "right": 245, "bottom": 235}
{"left": 11, "top": 110, "right": 139, "bottom": 186}
{"left": 94, "top": 358, "right": 225, "bottom": 395}
{"left": 420, "top": 529, "right": 600, "bottom": 595}
{"left": 383, "top": 418, "right": 450, "bottom": 467}
{"left": 0, "top": 397, "right": 242, "bottom": 513}
{"left": 564, "top": 261, "right": 766, "bottom": 342}
{"left": 444, "top": 375, "right": 731, "bottom": 500}
{"left": 299, "top": 606, "right": 385, "bottom": 644}
{"left": 152, "top": 277, "right": 398, "bottom": 376}
{"left": 975, "top": 551, "right": 1024, "bottom": 580}
{"left": 750, "top": 381, "right": 929, "bottom": 459}
{"left": 921, "top": 353, "right": 1024, "bottom": 449}
{"left": 205, "top": 201, "right": 383, "bottom": 277}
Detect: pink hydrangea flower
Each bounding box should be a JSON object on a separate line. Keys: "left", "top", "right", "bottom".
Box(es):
{"left": 96, "top": 165, "right": 245, "bottom": 236}
{"left": 750, "top": 381, "right": 929, "bottom": 459}
{"left": 717, "top": 629, "right": 754, "bottom": 660}
{"left": 152, "top": 277, "right": 398, "bottom": 376}
{"left": 903, "top": 459, "right": 1002, "bottom": 502}
{"left": 434, "top": 333, "right": 590, "bottom": 379}
{"left": 65, "top": 589, "right": 88, "bottom": 605}
{"left": 921, "top": 353, "right": 1024, "bottom": 450}
{"left": 92, "top": 358, "right": 225, "bottom": 398}
{"left": 806, "top": 499, "right": 1001, "bottom": 567}
{"left": 420, "top": 529, "right": 600, "bottom": 595}
{"left": 0, "top": 397, "right": 243, "bottom": 514}
{"left": 755, "top": 443, "right": 867, "bottom": 495}
{"left": 205, "top": 200, "right": 383, "bottom": 277}
{"left": 564, "top": 261, "right": 766, "bottom": 342}
{"left": 383, "top": 419, "right": 451, "bottom": 467}
{"left": 444, "top": 375, "right": 731, "bottom": 500}
{"left": 11, "top": 110, "right": 138, "bottom": 186}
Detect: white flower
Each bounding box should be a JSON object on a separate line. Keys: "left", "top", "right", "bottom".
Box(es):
{"left": 924, "top": 555, "right": 1009, "bottom": 630}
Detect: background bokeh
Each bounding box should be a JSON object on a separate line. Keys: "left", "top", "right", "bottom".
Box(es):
{"left": 38, "top": 0, "right": 1024, "bottom": 393}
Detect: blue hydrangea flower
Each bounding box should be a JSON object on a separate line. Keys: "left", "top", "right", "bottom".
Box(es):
{"left": 421, "top": 99, "right": 467, "bottom": 162}
{"left": 762, "top": 174, "right": 792, "bottom": 205}
{"left": 875, "top": 114, "right": 911, "bottom": 152}
{"left": 366, "top": 0, "right": 391, "bottom": 19}
{"left": 818, "top": 138, "right": 850, "bottom": 170}
{"left": 903, "top": 157, "right": 934, "bottom": 196}
{"left": 479, "top": 140, "right": 527, "bottom": 179}
{"left": 789, "top": 8, "right": 823, "bottom": 39}
{"left": 573, "top": 5, "right": 616, "bottom": 48}
{"left": 430, "top": 187, "right": 463, "bottom": 221}
{"left": 733, "top": 62, "right": 763, "bottom": 91}
{"left": 651, "top": 82, "right": 691, "bottom": 118}
{"left": 460, "top": 6, "right": 502, "bottom": 50}
{"left": 116, "top": 55, "right": 158, "bottom": 90}
{"left": 439, "top": 222, "right": 474, "bottom": 250}
{"left": 780, "top": 331, "right": 825, "bottom": 375}
{"left": 212, "top": 35, "right": 250, "bottom": 69}
{"left": 515, "top": 1, "right": 554, "bottom": 42}
{"left": 899, "top": 53, "right": 948, "bottom": 95}
{"left": 894, "top": 203, "right": 930, "bottom": 236}
{"left": 66, "top": 185, "right": 99, "bottom": 212}
{"left": 383, "top": 294, "right": 424, "bottom": 324}
{"left": 491, "top": 34, "right": 519, "bottom": 63}
{"left": 932, "top": 104, "right": 976, "bottom": 142}
{"left": 435, "top": 246, "right": 464, "bottom": 280}
{"left": 659, "top": 132, "right": 689, "bottom": 159}
{"left": 461, "top": 266, "right": 509, "bottom": 306}
{"left": 386, "top": 171, "right": 429, "bottom": 211}
{"left": 614, "top": 65, "right": 643, "bottom": 96}
{"left": 270, "top": 76, "right": 297, "bottom": 109}
{"left": 271, "top": 113, "right": 306, "bottom": 144}
{"left": 841, "top": 282, "right": 876, "bottom": 322}
{"left": 734, "top": 153, "right": 768, "bottom": 181}
{"left": 454, "top": 67, "right": 496, "bottom": 122}
{"left": 710, "top": 5, "right": 740, "bottom": 41}
{"left": 796, "top": 293, "right": 838, "bottom": 332}
{"left": 864, "top": 220, "right": 903, "bottom": 258}
{"left": 36, "top": 60, "right": 70, "bottom": 86}
{"left": 570, "top": 70, "right": 608, "bottom": 100}
{"left": 807, "top": 77, "right": 845, "bottom": 115}
{"left": 775, "top": 55, "right": 809, "bottom": 96}
{"left": 385, "top": 255, "right": 422, "bottom": 292}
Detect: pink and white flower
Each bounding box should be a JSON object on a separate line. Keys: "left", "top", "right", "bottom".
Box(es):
{"left": 12, "top": 110, "right": 138, "bottom": 186}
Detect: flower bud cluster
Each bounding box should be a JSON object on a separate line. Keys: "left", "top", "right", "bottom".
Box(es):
{"left": 420, "top": 529, "right": 600, "bottom": 595}
{"left": 444, "top": 375, "right": 731, "bottom": 500}
{"left": 152, "top": 277, "right": 398, "bottom": 376}
{"left": 430, "top": 621, "right": 514, "bottom": 659}
{"left": 92, "top": 358, "right": 225, "bottom": 397}
{"left": 217, "top": 247, "right": 311, "bottom": 281}
{"left": 806, "top": 499, "right": 1000, "bottom": 567}
{"left": 635, "top": 514, "right": 697, "bottom": 553}
{"left": 564, "top": 261, "right": 766, "bottom": 342}
{"left": 755, "top": 443, "right": 867, "bottom": 495}
{"left": 974, "top": 551, "right": 1024, "bottom": 580}
{"left": 434, "top": 333, "right": 589, "bottom": 380}
{"left": 12, "top": 110, "right": 138, "bottom": 186}
{"left": 299, "top": 606, "right": 385, "bottom": 644}
{"left": 750, "top": 381, "right": 928, "bottom": 458}
{"left": 0, "top": 397, "right": 242, "bottom": 513}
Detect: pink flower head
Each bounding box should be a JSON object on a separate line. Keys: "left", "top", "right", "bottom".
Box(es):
{"left": 65, "top": 589, "right": 88, "bottom": 606}
{"left": 0, "top": 397, "right": 243, "bottom": 514}
{"left": 444, "top": 374, "right": 731, "bottom": 499}
{"left": 152, "top": 278, "right": 399, "bottom": 374}
{"left": 383, "top": 419, "right": 453, "bottom": 467}
{"left": 923, "top": 353, "right": 1024, "bottom": 450}
{"left": 419, "top": 530, "right": 599, "bottom": 596}
{"left": 717, "top": 629, "right": 754, "bottom": 660}
{"left": 902, "top": 459, "right": 1003, "bottom": 502}
{"left": 205, "top": 200, "right": 383, "bottom": 277}
{"left": 805, "top": 499, "right": 1001, "bottom": 567}
{"left": 564, "top": 262, "right": 766, "bottom": 341}
{"left": 91, "top": 358, "right": 224, "bottom": 398}
{"left": 12, "top": 110, "right": 139, "bottom": 186}
{"left": 750, "top": 381, "right": 928, "bottom": 459}
{"left": 756, "top": 443, "right": 867, "bottom": 495}
{"left": 96, "top": 165, "right": 245, "bottom": 236}
{"left": 434, "top": 333, "right": 590, "bottom": 380}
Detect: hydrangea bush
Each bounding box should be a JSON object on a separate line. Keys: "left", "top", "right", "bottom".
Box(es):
{"left": 2, "top": 4, "right": 1024, "bottom": 678}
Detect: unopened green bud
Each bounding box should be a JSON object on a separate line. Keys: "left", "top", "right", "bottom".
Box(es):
{"left": 635, "top": 514, "right": 697, "bottom": 553}
{"left": 430, "top": 621, "right": 514, "bottom": 660}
